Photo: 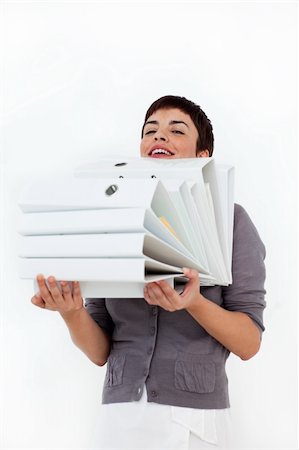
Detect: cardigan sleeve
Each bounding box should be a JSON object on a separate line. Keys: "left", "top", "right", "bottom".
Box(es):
{"left": 84, "top": 298, "right": 115, "bottom": 336}
{"left": 222, "top": 204, "right": 266, "bottom": 332}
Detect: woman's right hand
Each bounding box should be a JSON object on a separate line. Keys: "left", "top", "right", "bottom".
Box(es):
{"left": 31, "top": 274, "right": 83, "bottom": 317}
{"left": 32, "top": 275, "right": 110, "bottom": 365}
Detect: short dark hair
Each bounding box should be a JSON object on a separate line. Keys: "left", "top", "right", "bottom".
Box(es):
{"left": 141, "top": 95, "right": 214, "bottom": 156}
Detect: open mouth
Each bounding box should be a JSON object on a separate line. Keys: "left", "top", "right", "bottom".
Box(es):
{"left": 149, "top": 148, "right": 175, "bottom": 157}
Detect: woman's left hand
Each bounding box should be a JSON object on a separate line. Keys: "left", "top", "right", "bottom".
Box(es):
{"left": 143, "top": 267, "right": 203, "bottom": 311}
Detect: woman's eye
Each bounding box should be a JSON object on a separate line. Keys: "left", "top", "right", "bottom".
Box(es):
{"left": 144, "top": 130, "right": 156, "bottom": 135}
{"left": 172, "top": 130, "right": 184, "bottom": 135}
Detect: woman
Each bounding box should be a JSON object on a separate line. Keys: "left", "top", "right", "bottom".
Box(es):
{"left": 32, "top": 95, "right": 266, "bottom": 449}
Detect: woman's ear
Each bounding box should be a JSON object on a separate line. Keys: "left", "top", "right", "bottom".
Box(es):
{"left": 196, "top": 149, "right": 210, "bottom": 158}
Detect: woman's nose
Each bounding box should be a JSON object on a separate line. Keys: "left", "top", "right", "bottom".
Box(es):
{"left": 154, "top": 131, "right": 168, "bottom": 141}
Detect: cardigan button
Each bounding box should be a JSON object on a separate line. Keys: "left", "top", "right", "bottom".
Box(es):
{"left": 151, "top": 390, "right": 158, "bottom": 397}
{"left": 151, "top": 307, "right": 158, "bottom": 316}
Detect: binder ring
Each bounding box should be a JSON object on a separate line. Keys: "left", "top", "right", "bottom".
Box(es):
{"left": 105, "top": 184, "right": 118, "bottom": 196}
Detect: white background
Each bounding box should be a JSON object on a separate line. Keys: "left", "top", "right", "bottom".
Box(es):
{"left": 1, "top": 1, "right": 298, "bottom": 449}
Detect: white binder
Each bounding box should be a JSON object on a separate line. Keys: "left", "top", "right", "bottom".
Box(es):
{"left": 18, "top": 157, "right": 234, "bottom": 297}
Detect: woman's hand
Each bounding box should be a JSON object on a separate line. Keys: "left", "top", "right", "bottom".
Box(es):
{"left": 32, "top": 274, "right": 111, "bottom": 365}
{"left": 31, "top": 274, "right": 83, "bottom": 317}
{"left": 143, "top": 268, "right": 203, "bottom": 311}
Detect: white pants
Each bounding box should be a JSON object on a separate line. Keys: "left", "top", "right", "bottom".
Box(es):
{"left": 89, "top": 388, "right": 232, "bottom": 450}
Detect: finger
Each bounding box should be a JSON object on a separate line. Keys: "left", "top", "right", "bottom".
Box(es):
{"left": 143, "top": 286, "right": 155, "bottom": 304}
{"left": 156, "top": 280, "right": 185, "bottom": 310}
{"left": 182, "top": 268, "right": 200, "bottom": 283}
{"left": 60, "top": 281, "right": 73, "bottom": 302}
{"left": 144, "top": 285, "right": 160, "bottom": 306}
{"left": 47, "top": 276, "right": 65, "bottom": 306}
{"left": 146, "top": 283, "right": 175, "bottom": 312}
{"left": 72, "top": 281, "right": 83, "bottom": 307}
{"left": 36, "top": 274, "right": 55, "bottom": 306}
{"left": 31, "top": 293, "right": 46, "bottom": 309}
{"left": 60, "top": 281, "right": 82, "bottom": 307}
{"left": 181, "top": 268, "right": 200, "bottom": 295}
{"left": 156, "top": 280, "right": 180, "bottom": 302}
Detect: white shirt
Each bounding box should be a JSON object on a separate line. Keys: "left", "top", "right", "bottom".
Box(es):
{"left": 89, "top": 386, "right": 232, "bottom": 450}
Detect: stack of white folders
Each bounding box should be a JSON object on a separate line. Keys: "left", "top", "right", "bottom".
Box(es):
{"left": 18, "top": 157, "right": 234, "bottom": 298}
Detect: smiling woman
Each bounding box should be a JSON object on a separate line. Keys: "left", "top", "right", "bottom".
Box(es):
{"left": 140, "top": 108, "right": 201, "bottom": 158}
{"left": 31, "top": 95, "right": 266, "bottom": 450}
{"left": 140, "top": 95, "right": 214, "bottom": 158}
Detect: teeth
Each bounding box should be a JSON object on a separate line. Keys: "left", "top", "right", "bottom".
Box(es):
{"left": 151, "top": 149, "right": 172, "bottom": 155}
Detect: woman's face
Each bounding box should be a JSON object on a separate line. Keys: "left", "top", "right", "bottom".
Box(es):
{"left": 140, "top": 108, "right": 209, "bottom": 159}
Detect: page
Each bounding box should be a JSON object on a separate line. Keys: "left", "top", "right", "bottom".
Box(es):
{"left": 179, "top": 181, "right": 210, "bottom": 270}
{"left": 143, "top": 234, "right": 212, "bottom": 278}
{"left": 150, "top": 181, "right": 195, "bottom": 255}
{"left": 215, "top": 165, "right": 235, "bottom": 279}
{"left": 168, "top": 191, "right": 197, "bottom": 254}
{"left": 191, "top": 182, "right": 228, "bottom": 284}
{"left": 143, "top": 209, "right": 196, "bottom": 260}
{"left": 201, "top": 160, "right": 232, "bottom": 281}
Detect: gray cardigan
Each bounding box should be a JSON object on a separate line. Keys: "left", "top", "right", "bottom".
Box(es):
{"left": 85, "top": 204, "right": 266, "bottom": 409}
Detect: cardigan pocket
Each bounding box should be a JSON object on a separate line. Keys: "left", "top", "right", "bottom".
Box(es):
{"left": 105, "top": 354, "right": 126, "bottom": 387}
{"left": 174, "top": 357, "right": 216, "bottom": 394}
